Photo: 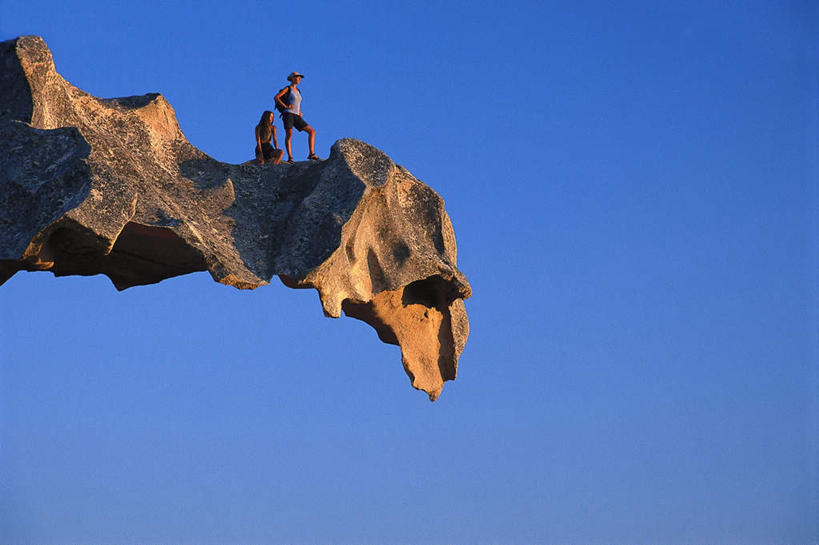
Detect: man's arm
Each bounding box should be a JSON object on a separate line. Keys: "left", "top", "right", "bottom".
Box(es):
{"left": 274, "top": 87, "right": 289, "bottom": 111}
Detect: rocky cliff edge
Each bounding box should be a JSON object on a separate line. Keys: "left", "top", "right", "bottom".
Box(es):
{"left": 0, "top": 36, "right": 471, "bottom": 400}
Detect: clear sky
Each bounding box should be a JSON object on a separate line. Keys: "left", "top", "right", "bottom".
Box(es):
{"left": 1, "top": 1, "right": 817, "bottom": 544}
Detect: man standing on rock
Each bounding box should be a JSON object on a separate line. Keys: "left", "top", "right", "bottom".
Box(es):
{"left": 274, "top": 72, "right": 319, "bottom": 164}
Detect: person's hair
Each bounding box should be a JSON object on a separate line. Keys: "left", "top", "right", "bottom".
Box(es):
{"left": 258, "top": 110, "right": 274, "bottom": 126}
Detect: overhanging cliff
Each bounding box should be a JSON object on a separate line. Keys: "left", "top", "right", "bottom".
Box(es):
{"left": 0, "top": 36, "right": 471, "bottom": 400}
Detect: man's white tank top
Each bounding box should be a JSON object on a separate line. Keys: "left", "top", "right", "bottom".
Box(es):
{"left": 286, "top": 86, "right": 302, "bottom": 115}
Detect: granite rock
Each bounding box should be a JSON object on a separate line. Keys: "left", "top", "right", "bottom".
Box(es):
{"left": 0, "top": 36, "right": 471, "bottom": 400}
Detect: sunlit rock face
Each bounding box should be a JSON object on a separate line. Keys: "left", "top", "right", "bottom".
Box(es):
{"left": 0, "top": 35, "right": 471, "bottom": 400}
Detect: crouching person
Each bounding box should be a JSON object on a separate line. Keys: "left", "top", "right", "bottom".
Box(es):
{"left": 255, "top": 110, "right": 283, "bottom": 165}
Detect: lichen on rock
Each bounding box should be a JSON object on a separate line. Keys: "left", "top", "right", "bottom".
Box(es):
{"left": 0, "top": 35, "right": 471, "bottom": 400}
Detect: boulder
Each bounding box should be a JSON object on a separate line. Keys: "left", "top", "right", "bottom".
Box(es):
{"left": 0, "top": 36, "right": 471, "bottom": 400}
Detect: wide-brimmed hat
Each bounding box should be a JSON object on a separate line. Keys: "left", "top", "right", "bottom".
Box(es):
{"left": 287, "top": 71, "right": 305, "bottom": 82}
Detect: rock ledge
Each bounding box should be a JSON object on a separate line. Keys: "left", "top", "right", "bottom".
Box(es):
{"left": 0, "top": 36, "right": 471, "bottom": 400}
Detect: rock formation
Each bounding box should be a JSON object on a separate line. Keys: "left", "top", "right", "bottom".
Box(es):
{"left": 0, "top": 36, "right": 471, "bottom": 400}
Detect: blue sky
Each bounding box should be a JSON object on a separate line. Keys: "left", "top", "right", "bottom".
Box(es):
{"left": 1, "top": 1, "right": 817, "bottom": 544}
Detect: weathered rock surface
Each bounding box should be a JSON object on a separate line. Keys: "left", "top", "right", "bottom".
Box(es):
{"left": 0, "top": 36, "right": 471, "bottom": 400}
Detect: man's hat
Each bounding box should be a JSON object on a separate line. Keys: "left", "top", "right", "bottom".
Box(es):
{"left": 287, "top": 71, "right": 305, "bottom": 81}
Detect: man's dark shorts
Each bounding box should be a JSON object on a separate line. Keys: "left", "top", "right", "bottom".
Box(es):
{"left": 281, "top": 112, "right": 309, "bottom": 132}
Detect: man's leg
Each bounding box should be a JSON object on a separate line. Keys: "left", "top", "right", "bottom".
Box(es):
{"left": 305, "top": 126, "right": 316, "bottom": 156}
{"left": 285, "top": 127, "right": 294, "bottom": 161}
